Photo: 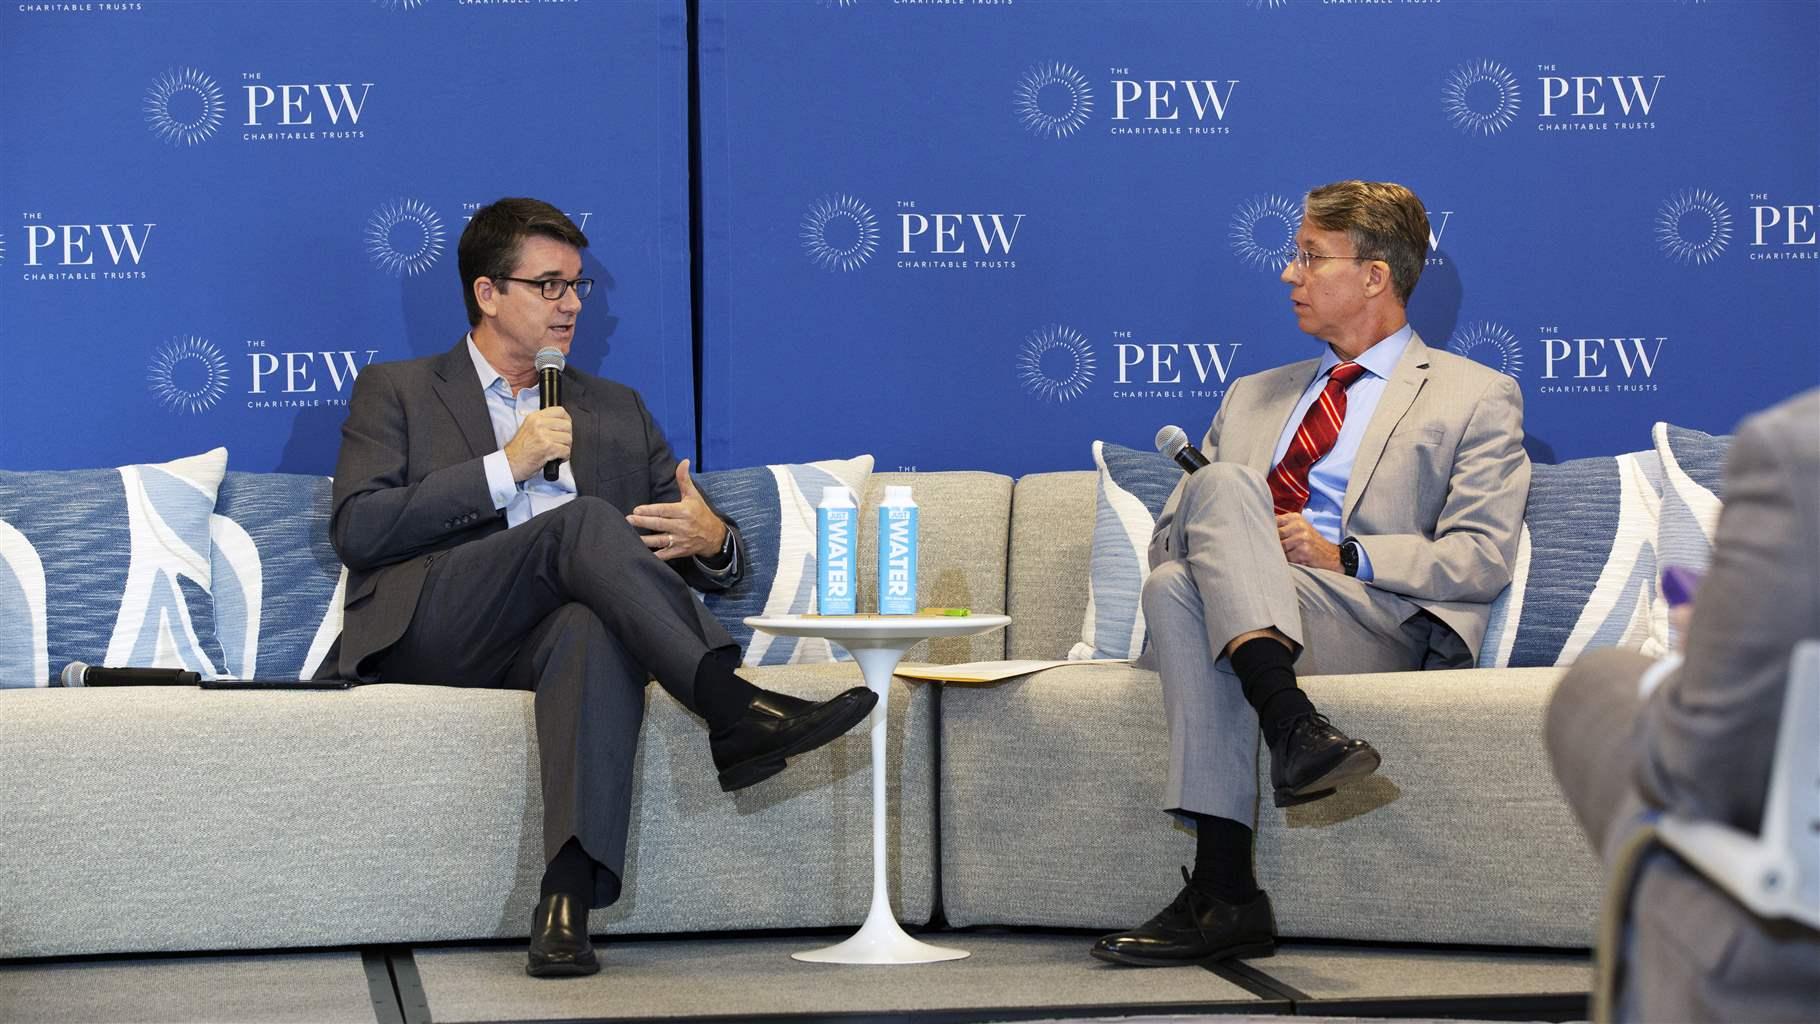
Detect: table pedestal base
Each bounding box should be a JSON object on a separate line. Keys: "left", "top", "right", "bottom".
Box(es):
{"left": 792, "top": 910, "right": 969, "bottom": 965}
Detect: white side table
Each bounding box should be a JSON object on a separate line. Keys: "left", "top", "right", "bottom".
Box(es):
{"left": 745, "top": 613, "right": 1011, "bottom": 965}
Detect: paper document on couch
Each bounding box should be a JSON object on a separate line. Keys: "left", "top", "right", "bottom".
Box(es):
{"left": 892, "top": 659, "right": 1129, "bottom": 683}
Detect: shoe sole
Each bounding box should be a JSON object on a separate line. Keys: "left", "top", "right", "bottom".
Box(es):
{"left": 717, "top": 690, "right": 879, "bottom": 792}
{"left": 1272, "top": 745, "right": 1381, "bottom": 808}
{"left": 525, "top": 955, "right": 600, "bottom": 978}
{"left": 1089, "top": 939, "right": 1276, "bottom": 967}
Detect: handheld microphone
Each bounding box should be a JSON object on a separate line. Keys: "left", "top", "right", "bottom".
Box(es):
{"left": 535, "top": 347, "right": 566, "bottom": 482}
{"left": 1155, "top": 425, "right": 1210, "bottom": 474}
{"left": 60, "top": 661, "right": 201, "bottom": 687}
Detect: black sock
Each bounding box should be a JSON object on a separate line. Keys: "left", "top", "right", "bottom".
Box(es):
{"left": 694, "top": 649, "right": 758, "bottom": 732}
{"left": 1185, "top": 812, "right": 1260, "bottom": 903}
{"left": 1229, "top": 637, "right": 1315, "bottom": 744}
{"left": 540, "top": 837, "right": 595, "bottom": 903}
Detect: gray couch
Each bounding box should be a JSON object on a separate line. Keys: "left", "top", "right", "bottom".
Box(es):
{"left": 0, "top": 470, "right": 1599, "bottom": 960}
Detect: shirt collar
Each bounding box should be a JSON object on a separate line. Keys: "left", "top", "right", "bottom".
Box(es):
{"left": 1318, "top": 322, "right": 1414, "bottom": 382}
{"left": 464, "top": 333, "right": 509, "bottom": 393}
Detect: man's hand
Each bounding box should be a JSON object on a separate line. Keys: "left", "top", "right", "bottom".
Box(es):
{"left": 1277, "top": 513, "right": 1343, "bottom": 573}
{"left": 626, "top": 459, "right": 729, "bottom": 561}
{"left": 503, "top": 407, "right": 573, "bottom": 482}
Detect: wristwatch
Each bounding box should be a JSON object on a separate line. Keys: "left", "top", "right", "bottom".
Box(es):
{"left": 1338, "top": 538, "right": 1361, "bottom": 578}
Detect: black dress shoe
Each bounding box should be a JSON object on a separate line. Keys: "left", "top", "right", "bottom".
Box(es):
{"left": 526, "top": 892, "right": 599, "bottom": 978}
{"left": 1269, "top": 711, "right": 1381, "bottom": 807}
{"left": 709, "top": 686, "right": 879, "bottom": 792}
{"left": 1091, "top": 868, "right": 1276, "bottom": 966}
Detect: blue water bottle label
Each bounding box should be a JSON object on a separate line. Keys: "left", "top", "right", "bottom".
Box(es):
{"left": 879, "top": 505, "right": 918, "bottom": 615}
{"left": 817, "top": 506, "right": 857, "bottom": 615}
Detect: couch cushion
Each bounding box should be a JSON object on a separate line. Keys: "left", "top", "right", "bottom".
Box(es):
{"left": 209, "top": 471, "right": 346, "bottom": 680}
{"left": 1006, "top": 471, "right": 1097, "bottom": 661}
{"left": 860, "top": 472, "right": 1013, "bottom": 664}
{"left": 0, "top": 664, "right": 936, "bottom": 957}
{"left": 938, "top": 663, "right": 1599, "bottom": 947}
{"left": 0, "top": 448, "right": 228, "bottom": 687}
{"left": 695, "top": 455, "right": 872, "bottom": 666}
{"left": 1072, "top": 442, "right": 1179, "bottom": 661}
{"left": 1477, "top": 450, "right": 1667, "bottom": 668}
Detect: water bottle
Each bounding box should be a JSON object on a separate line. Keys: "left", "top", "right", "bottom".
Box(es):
{"left": 816, "top": 485, "right": 857, "bottom": 615}
{"left": 877, "top": 485, "right": 918, "bottom": 615}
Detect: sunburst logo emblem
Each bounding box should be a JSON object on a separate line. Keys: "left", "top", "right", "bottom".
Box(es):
{"left": 144, "top": 67, "right": 225, "bottom": 147}
{"left": 365, "top": 198, "right": 447, "bottom": 277}
{"left": 1018, "top": 324, "right": 1096, "bottom": 403}
{"left": 0, "top": 230, "right": 7, "bottom": 266}
{"left": 800, "top": 193, "right": 879, "bottom": 272}
{"left": 1247, "top": 0, "right": 1289, "bottom": 8}
{"left": 148, "top": 336, "right": 229, "bottom": 414}
{"left": 375, "top": 0, "right": 428, "bottom": 8}
{"left": 1015, "top": 61, "right": 1094, "bottom": 140}
{"left": 1655, "top": 189, "right": 1732, "bottom": 265}
{"left": 1448, "top": 321, "right": 1523, "bottom": 378}
{"left": 1230, "top": 194, "right": 1302, "bottom": 272}
{"left": 1442, "top": 59, "right": 1521, "bottom": 136}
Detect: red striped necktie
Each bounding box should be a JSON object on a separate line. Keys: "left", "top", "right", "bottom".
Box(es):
{"left": 1267, "top": 361, "right": 1369, "bottom": 516}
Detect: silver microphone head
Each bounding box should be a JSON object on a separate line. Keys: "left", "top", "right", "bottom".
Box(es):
{"left": 1155, "top": 425, "right": 1190, "bottom": 459}
{"left": 60, "top": 661, "right": 89, "bottom": 687}
{"left": 534, "top": 347, "right": 566, "bottom": 373}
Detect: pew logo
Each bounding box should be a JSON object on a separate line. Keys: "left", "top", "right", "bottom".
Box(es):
{"left": 245, "top": 344, "right": 379, "bottom": 404}
{"left": 1018, "top": 324, "right": 1096, "bottom": 403}
{"left": 1016, "top": 62, "right": 1095, "bottom": 139}
{"left": 1230, "top": 194, "right": 1301, "bottom": 272}
{"left": 365, "top": 198, "right": 447, "bottom": 277}
{"left": 1540, "top": 333, "right": 1666, "bottom": 388}
{"left": 148, "top": 336, "right": 230, "bottom": 414}
{"left": 801, "top": 194, "right": 880, "bottom": 272}
{"left": 1109, "top": 73, "right": 1240, "bottom": 135}
{"left": 1113, "top": 335, "right": 1243, "bottom": 399}
{"left": 1655, "top": 189, "right": 1733, "bottom": 265}
{"left": 1447, "top": 321, "right": 1523, "bottom": 378}
{"left": 1442, "top": 60, "right": 1522, "bottom": 136}
{"left": 144, "top": 67, "right": 226, "bottom": 147}
{"left": 18, "top": 218, "right": 155, "bottom": 280}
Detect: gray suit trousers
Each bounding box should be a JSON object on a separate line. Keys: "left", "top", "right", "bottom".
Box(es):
{"left": 1145, "top": 463, "right": 1463, "bottom": 824}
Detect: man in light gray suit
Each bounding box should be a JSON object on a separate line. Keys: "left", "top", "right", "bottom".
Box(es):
{"left": 1546, "top": 388, "right": 1820, "bottom": 1022}
{"left": 325, "top": 198, "right": 876, "bottom": 978}
{"left": 1095, "top": 181, "right": 1530, "bottom": 966}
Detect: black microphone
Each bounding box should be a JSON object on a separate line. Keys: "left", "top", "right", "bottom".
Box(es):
{"left": 60, "top": 661, "right": 201, "bottom": 687}
{"left": 1155, "top": 424, "right": 1210, "bottom": 474}
{"left": 535, "top": 346, "right": 566, "bottom": 482}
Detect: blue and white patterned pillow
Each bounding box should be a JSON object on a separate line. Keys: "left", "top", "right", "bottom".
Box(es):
{"left": 1071, "top": 441, "right": 1181, "bottom": 660}
{"left": 0, "top": 448, "right": 229, "bottom": 687}
{"left": 695, "top": 455, "right": 873, "bottom": 666}
{"left": 209, "top": 471, "right": 346, "bottom": 680}
{"left": 1652, "top": 422, "right": 1730, "bottom": 649}
{"left": 1477, "top": 449, "right": 1667, "bottom": 668}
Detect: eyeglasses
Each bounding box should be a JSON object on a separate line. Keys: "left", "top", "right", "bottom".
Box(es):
{"left": 1287, "top": 248, "right": 1369, "bottom": 271}
{"left": 494, "top": 276, "right": 594, "bottom": 300}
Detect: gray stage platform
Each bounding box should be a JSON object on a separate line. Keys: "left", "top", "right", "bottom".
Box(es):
{"left": 0, "top": 950, "right": 392, "bottom": 1024}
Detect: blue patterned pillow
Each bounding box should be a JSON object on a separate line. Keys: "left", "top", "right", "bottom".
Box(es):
{"left": 1652, "top": 422, "right": 1730, "bottom": 648}
{"left": 1477, "top": 450, "right": 1666, "bottom": 668}
{"left": 1071, "top": 441, "right": 1182, "bottom": 660}
{"left": 209, "top": 472, "right": 346, "bottom": 680}
{"left": 0, "top": 449, "right": 228, "bottom": 687}
{"left": 695, "top": 455, "right": 872, "bottom": 666}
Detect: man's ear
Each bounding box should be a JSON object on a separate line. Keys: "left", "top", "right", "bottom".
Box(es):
{"left": 473, "top": 276, "right": 499, "bottom": 319}
{"left": 1361, "top": 260, "right": 1391, "bottom": 300}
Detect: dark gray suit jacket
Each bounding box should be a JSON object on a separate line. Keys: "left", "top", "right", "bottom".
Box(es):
{"left": 324, "top": 340, "right": 742, "bottom": 680}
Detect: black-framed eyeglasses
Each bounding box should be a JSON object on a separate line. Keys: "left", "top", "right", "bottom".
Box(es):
{"left": 1287, "top": 248, "right": 1370, "bottom": 270}
{"left": 494, "top": 276, "right": 594, "bottom": 300}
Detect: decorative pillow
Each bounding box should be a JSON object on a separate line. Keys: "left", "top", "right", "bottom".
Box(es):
{"left": 1070, "top": 441, "right": 1182, "bottom": 660}
{"left": 1651, "top": 422, "right": 1730, "bottom": 649}
{"left": 1476, "top": 449, "right": 1667, "bottom": 668}
{"left": 0, "top": 448, "right": 229, "bottom": 687}
{"left": 209, "top": 471, "right": 346, "bottom": 680}
{"left": 695, "top": 455, "right": 873, "bottom": 666}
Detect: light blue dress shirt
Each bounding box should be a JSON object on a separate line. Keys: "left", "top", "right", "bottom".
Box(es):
{"left": 465, "top": 336, "right": 736, "bottom": 577}
{"left": 1266, "top": 324, "right": 1414, "bottom": 581}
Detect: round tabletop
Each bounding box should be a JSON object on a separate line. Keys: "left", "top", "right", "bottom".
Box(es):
{"left": 744, "top": 614, "right": 1010, "bottom": 642}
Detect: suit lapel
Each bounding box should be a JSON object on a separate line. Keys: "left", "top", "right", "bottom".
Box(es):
{"left": 1246, "top": 361, "right": 1322, "bottom": 473}
{"left": 430, "top": 341, "right": 498, "bottom": 460}
{"left": 565, "top": 371, "right": 599, "bottom": 496}
{"left": 1342, "top": 333, "right": 1430, "bottom": 524}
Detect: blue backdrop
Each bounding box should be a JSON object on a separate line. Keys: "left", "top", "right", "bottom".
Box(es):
{"left": 3, "top": 0, "right": 1817, "bottom": 479}
{"left": 699, "top": 0, "right": 1819, "bottom": 476}
{"left": 2, "top": 0, "right": 693, "bottom": 473}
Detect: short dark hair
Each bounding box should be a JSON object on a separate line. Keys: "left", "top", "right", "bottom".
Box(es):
{"left": 458, "top": 198, "right": 589, "bottom": 326}
{"left": 1303, "top": 181, "right": 1429, "bottom": 306}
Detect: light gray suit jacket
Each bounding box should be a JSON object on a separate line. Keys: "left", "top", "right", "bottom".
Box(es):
{"left": 1548, "top": 388, "right": 1820, "bottom": 1021}
{"left": 1151, "top": 332, "right": 1530, "bottom": 658}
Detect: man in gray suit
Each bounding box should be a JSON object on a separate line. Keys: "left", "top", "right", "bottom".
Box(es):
{"left": 1546, "top": 388, "right": 1820, "bottom": 1022}
{"left": 1095, "top": 180, "right": 1530, "bottom": 966}
{"left": 325, "top": 198, "right": 876, "bottom": 978}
